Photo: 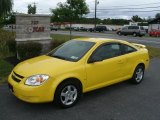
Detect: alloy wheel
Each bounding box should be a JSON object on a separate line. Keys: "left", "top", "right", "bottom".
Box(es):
{"left": 60, "top": 85, "right": 78, "bottom": 106}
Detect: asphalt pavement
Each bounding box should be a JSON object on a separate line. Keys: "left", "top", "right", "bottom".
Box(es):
{"left": 51, "top": 31, "right": 160, "bottom": 48}
{"left": 0, "top": 58, "right": 160, "bottom": 120}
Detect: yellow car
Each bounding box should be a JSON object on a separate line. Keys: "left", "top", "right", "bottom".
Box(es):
{"left": 8, "top": 38, "right": 149, "bottom": 108}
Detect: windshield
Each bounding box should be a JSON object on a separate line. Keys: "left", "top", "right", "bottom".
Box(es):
{"left": 48, "top": 40, "right": 95, "bottom": 62}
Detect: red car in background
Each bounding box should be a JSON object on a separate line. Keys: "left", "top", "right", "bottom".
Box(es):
{"left": 149, "top": 30, "right": 160, "bottom": 37}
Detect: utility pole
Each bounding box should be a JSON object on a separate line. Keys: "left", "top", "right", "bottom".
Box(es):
{"left": 94, "top": 0, "right": 99, "bottom": 30}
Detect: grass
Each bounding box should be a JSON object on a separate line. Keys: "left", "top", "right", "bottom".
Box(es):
{"left": 147, "top": 46, "right": 160, "bottom": 58}
{"left": 51, "top": 34, "right": 84, "bottom": 42}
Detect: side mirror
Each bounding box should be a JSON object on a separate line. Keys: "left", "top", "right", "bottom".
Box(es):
{"left": 88, "top": 57, "right": 103, "bottom": 63}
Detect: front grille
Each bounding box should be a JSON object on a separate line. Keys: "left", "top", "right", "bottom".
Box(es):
{"left": 12, "top": 74, "right": 21, "bottom": 83}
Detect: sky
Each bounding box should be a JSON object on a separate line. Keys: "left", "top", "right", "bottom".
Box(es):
{"left": 13, "top": 0, "right": 160, "bottom": 19}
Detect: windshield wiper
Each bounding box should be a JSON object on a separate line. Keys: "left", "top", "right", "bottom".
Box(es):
{"left": 52, "top": 55, "right": 66, "bottom": 60}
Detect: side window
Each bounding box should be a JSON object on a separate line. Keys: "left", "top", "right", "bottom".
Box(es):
{"left": 122, "top": 26, "right": 128, "bottom": 30}
{"left": 135, "top": 26, "right": 139, "bottom": 29}
{"left": 91, "top": 44, "right": 121, "bottom": 61}
{"left": 128, "top": 26, "right": 133, "bottom": 29}
{"left": 121, "top": 44, "right": 137, "bottom": 55}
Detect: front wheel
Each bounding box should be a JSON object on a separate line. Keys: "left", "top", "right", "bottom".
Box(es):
{"left": 54, "top": 80, "right": 82, "bottom": 108}
{"left": 131, "top": 65, "right": 144, "bottom": 84}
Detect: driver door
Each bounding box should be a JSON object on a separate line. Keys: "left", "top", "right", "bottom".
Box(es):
{"left": 85, "top": 43, "right": 126, "bottom": 91}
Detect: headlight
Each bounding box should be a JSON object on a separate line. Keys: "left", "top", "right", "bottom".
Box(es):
{"left": 25, "top": 74, "right": 49, "bottom": 86}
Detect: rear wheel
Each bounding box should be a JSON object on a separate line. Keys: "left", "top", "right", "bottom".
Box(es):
{"left": 133, "top": 32, "right": 137, "bottom": 37}
{"left": 54, "top": 80, "right": 82, "bottom": 108}
{"left": 118, "top": 32, "right": 122, "bottom": 36}
{"left": 131, "top": 65, "right": 144, "bottom": 84}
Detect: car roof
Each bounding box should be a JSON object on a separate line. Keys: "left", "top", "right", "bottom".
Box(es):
{"left": 75, "top": 38, "right": 129, "bottom": 44}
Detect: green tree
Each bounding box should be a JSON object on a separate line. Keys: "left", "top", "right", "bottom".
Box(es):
{"left": 131, "top": 15, "right": 143, "bottom": 22}
{"left": 28, "top": 3, "right": 36, "bottom": 14}
{"left": 155, "top": 13, "right": 160, "bottom": 19}
{"left": 0, "top": 0, "right": 13, "bottom": 18}
{"left": 51, "top": 0, "right": 89, "bottom": 23}
{"left": 2, "top": 12, "right": 16, "bottom": 25}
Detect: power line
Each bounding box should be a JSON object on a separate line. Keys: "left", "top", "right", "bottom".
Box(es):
{"left": 122, "top": 10, "right": 160, "bottom": 13}
{"left": 90, "top": 10, "right": 160, "bottom": 13}
{"left": 100, "top": 1, "right": 160, "bottom": 8}
{"left": 93, "top": 6, "right": 160, "bottom": 11}
{"left": 89, "top": 1, "right": 160, "bottom": 18}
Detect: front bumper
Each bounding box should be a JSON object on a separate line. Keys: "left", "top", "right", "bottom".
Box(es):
{"left": 8, "top": 74, "right": 54, "bottom": 103}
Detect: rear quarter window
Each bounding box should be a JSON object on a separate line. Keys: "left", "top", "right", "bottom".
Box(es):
{"left": 121, "top": 44, "right": 137, "bottom": 55}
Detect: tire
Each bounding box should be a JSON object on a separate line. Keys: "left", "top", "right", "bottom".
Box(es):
{"left": 54, "top": 80, "right": 82, "bottom": 108}
{"left": 118, "top": 32, "right": 121, "bottom": 36}
{"left": 131, "top": 65, "right": 144, "bottom": 84}
{"left": 133, "top": 33, "right": 137, "bottom": 37}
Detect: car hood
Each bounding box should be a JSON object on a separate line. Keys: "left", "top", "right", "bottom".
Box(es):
{"left": 13, "top": 55, "right": 76, "bottom": 77}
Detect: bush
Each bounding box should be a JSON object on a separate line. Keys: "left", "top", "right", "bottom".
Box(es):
{"left": 7, "top": 38, "right": 16, "bottom": 53}
{"left": 17, "top": 42, "right": 43, "bottom": 60}
{"left": 0, "top": 29, "right": 16, "bottom": 58}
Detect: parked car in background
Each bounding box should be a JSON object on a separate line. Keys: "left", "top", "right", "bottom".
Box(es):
{"left": 50, "top": 26, "right": 58, "bottom": 31}
{"left": 79, "top": 27, "right": 88, "bottom": 31}
{"left": 149, "top": 30, "right": 160, "bottom": 37}
{"left": 89, "top": 26, "right": 108, "bottom": 32}
{"left": 88, "top": 27, "right": 94, "bottom": 32}
{"left": 8, "top": 38, "right": 149, "bottom": 108}
{"left": 117, "top": 26, "right": 146, "bottom": 37}
{"left": 73, "top": 27, "right": 80, "bottom": 31}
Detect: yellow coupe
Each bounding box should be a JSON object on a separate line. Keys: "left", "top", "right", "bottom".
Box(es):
{"left": 8, "top": 38, "right": 149, "bottom": 108}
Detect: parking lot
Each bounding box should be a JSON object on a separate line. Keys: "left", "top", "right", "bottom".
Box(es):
{"left": 0, "top": 58, "right": 160, "bottom": 120}
{"left": 51, "top": 31, "right": 160, "bottom": 48}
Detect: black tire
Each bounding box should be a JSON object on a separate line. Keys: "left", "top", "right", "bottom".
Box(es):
{"left": 54, "top": 80, "right": 82, "bottom": 108}
{"left": 131, "top": 65, "right": 144, "bottom": 84}
{"left": 118, "top": 32, "right": 121, "bottom": 36}
{"left": 133, "top": 32, "right": 137, "bottom": 37}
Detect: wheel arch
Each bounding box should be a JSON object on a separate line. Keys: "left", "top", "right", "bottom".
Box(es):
{"left": 52, "top": 77, "right": 83, "bottom": 101}
{"left": 137, "top": 63, "right": 145, "bottom": 70}
{"left": 132, "top": 62, "right": 145, "bottom": 76}
{"left": 56, "top": 77, "right": 83, "bottom": 91}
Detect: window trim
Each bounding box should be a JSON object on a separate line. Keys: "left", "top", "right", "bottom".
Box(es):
{"left": 87, "top": 42, "right": 121, "bottom": 63}
{"left": 119, "top": 43, "right": 137, "bottom": 55}
{"left": 87, "top": 42, "right": 138, "bottom": 63}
